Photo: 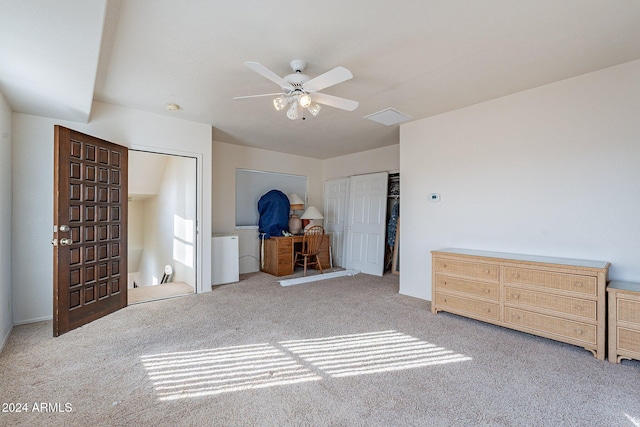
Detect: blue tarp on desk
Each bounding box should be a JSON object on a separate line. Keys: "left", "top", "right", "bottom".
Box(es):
{"left": 258, "top": 189, "right": 290, "bottom": 238}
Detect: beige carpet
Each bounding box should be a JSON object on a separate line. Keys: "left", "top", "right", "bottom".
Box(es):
{"left": 1, "top": 272, "right": 639, "bottom": 426}
{"left": 127, "top": 282, "right": 194, "bottom": 305}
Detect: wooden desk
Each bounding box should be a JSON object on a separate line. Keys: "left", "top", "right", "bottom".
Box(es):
{"left": 260, "top": 234, "right": 330, "bottom": 276}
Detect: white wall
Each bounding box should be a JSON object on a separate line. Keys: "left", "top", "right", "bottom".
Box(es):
{"left": 212, "top": 141, "right": 323, "bottom": 274}
{"left": 0, "top": 90, "right": 12, "bottom": 349}
{"left": 12, "top": 101, "right": 212, "bottom": 324}
{"left": 400, "top": 59, "right": 640, "bottom": 300}
{"left": 127, "top": 199, "right": 144, "bottom": 287}
{"left": 138, "top": 196, "right": 161, "bottom": 285}
{"left": 165, "top": 156, "right": 197, "bottom": 285}
{"left": 323, "top": 144, "right": 399, "bottom": 179}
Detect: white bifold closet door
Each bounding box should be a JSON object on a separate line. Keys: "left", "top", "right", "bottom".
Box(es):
{"left": 344, "top": 172, "right": 388, "bottom": 276}
{"left": 323, "top": 178, "right": 348, "bottom": 268}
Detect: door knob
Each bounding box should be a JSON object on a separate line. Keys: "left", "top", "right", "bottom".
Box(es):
{"left": 59, "top": 225, "right": 70, "bottom": 232}
{"left": 59, "top": 238, "right": 73, "bottom": 246}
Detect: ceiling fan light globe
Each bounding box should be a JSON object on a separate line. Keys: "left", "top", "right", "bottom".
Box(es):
{"left": 299, "top": 93, "right": 312, "bottom": 108}
{"left": 286, "top": 103, "right": 299, "bottom": 120}
{"left": 308, "top": 103, "right": 321, "bottom": 116}
{"left": 273, "top": 96, "right": 288, "bottom": 111}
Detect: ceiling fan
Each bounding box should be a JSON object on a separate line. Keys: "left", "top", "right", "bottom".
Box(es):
{"left": 234, "top": 60, "right": 359, "bottom": 120}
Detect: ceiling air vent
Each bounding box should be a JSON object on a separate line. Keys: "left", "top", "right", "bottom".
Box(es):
{"left": 363, "top": 108, "right": 413, "bottom": 126}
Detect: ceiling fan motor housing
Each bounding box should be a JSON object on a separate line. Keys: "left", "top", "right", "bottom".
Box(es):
{"left": 284, "top": 73, "right": 310, "bottom": 88}
{"left": 290, "top": 59, "right": 306, "bottom": 72}
{"left": 283, "top": 59, "right": 311, "bottom": 89}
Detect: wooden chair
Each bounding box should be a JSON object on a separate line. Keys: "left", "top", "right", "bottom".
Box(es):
{"left": 294, "top": 225, "right": 325, "bottom": 276}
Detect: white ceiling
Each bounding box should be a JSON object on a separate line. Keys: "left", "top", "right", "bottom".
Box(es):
{"left": 2, "top": 0, "right": 640, "bottom": 159}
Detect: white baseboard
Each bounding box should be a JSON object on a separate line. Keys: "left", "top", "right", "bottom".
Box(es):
{"left": 13, "top": 315, "right": 53, "bottom": 326}
{"left": 279, "top": 269, "right": 360, "bottom": 286}
{"left": 0, "top": 324, "right": 13, "bottom": 353}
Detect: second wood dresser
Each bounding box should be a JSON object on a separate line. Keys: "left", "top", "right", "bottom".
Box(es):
{"left": 431, "top": 248, "right": 610, "bottom": 360}
{"left": 606, "top": 281, "right": 640, "bottom": 363}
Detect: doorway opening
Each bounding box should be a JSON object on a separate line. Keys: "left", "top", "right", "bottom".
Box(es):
{"left": 127, "top": 150, "right": 197, "bottom": 304}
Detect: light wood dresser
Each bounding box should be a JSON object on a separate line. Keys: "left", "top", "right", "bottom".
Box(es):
{"left": 432, "top": 248, "right": 610, "bottom": 360}
{"left": 607, "top": 281, "right": 640, "bottom": 363}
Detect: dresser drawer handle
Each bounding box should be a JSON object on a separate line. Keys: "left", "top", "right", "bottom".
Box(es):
{"left": 513, "top": 294, "right": 520, "bottom": 299}
{"left": 575, "top": 305, "right": 583, "bottom": 311}
{"left": 512, "top": 314, "right": 520, "bottom": 320}
{"left": 484, "top": 269, "right": 490, "bottom": 274}
{"left": 486, "top": 308, "right": 491, "bottom": 313}
{"left": 513, "top": 273, "right": 520, "bottom": 279}
{"left": 574, "top": 282, "right": 583, "bottom": 288}
{"left": 484, "top": 289, "right": 491, "bottom": 293}
{"left": 576, "top": 329, "right": 584, "bottom": 335}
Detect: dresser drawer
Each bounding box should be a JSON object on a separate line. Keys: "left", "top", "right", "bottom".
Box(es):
{"left": 504, "top": 307, "right": 596, "bottom": 345}
{"left": 504, "top": 287, "right": 596, "bottom": 320}
{"left": 434, "top": 258, "right": 499, "bottom": 282}
{"left": 435, "top": 292, "right": 500, "bottom": 321}
{"left": 618, "top": 327, "right": 640, "bottom": 355}
{"left": 277, "top": 240, "right": 293, "bottom": 256}
{"left": 504, "top": 267, "right": 596, "bottom": 296}
{"left": 435, "top": 275, "right": 499, "bottom": 301}
{"left": 618, "top": 298, "right": 640, "bottom": 324}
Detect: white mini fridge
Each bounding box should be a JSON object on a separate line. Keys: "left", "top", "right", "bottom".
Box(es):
{"left": 212, "top": 234, "right": 239, "bottom": 285}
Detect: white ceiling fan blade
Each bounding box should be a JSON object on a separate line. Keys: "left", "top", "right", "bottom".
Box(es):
{"left": 312, "top": 92, "right": 359, "bottom": 111}
{"left": 244, "top": 62, "right": 294, "bottom": 91}
{"left": 233, "top": 92, "right": 285, "bottom": 100}
{"left": 303, "top": 66, "right": 353, "bottom": 93}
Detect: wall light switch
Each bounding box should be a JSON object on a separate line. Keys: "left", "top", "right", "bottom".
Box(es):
{"left": 429, "top": 193, "right": 440, "bottom": 202}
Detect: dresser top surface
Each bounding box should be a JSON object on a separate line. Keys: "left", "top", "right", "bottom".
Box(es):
{"left": 433, "top": 248, "right": 610, "bottom": 270}
{"left": 607, "top": 280, "right": 640, "bottom": 292}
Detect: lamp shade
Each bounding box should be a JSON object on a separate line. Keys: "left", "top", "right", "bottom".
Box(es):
{"left": 286, "top": 103, "right": 299, "bottom": 120}
{"left": 273, "top": 96, "right": 288, "bottom": 111}
{"left": 299, "top": 93, "right": 312, "bottom": 108}
{"left": 307, "top": 103, "right": 321, "bottom": 116}
{"left": 300, "top": 206, "right": 324, "bottom": 220}
{"left": 287, "top": 193, "right": 305, "bottom": 211}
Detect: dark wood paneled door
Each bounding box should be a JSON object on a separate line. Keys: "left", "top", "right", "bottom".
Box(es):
{"left": 53, "top": 126, "right": 128, "bottom": 336}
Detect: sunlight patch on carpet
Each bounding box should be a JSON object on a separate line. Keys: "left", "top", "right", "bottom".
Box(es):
{"left": 625, "top": 413, "right": 640, "bottom": 427}
{"left": 280, "top": 330, "right": 472, "bottom": 377}
{"left": 141, "top": 344, "right": 321, "bottom": 401}
{"left": 142, "top": 331, "right": 471, "bottom": 401}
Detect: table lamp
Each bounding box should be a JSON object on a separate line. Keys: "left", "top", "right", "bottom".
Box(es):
{"left": 300, "top": 205, "right": 324, "bottom": 230}
{"left": 287, "top": 193, "right": 305, "bottom": 234}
